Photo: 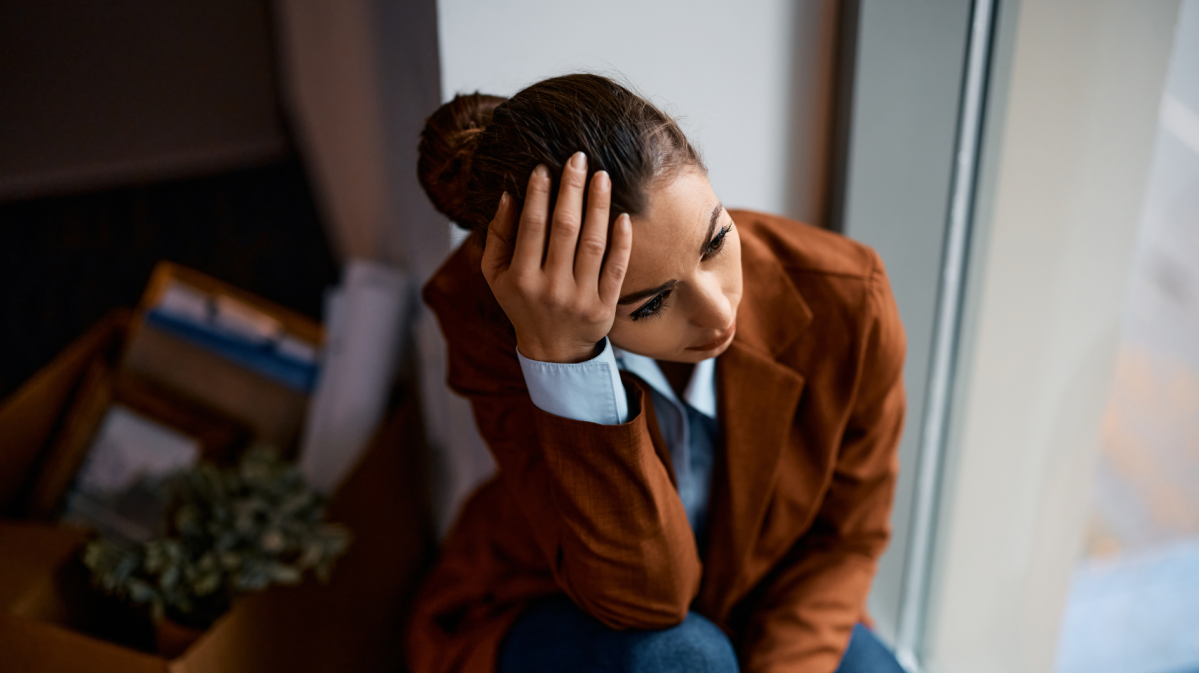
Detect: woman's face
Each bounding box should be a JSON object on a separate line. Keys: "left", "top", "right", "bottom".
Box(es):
{"left": 607, "top": 170, "right": 743, "bottom": 363}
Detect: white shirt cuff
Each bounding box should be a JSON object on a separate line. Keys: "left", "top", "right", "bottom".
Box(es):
{"left": 516, "top": 337, "right": 629, "bottom": 425}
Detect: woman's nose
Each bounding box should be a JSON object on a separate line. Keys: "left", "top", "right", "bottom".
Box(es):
{"left": 691, "top": 275, "right": 734, "bottom": 329}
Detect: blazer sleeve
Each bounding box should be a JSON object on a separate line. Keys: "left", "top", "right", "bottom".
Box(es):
{"left": 740, "top": 252, "right": 907, "bottom": 673}
{"left": 423, "top": 254, "right": 702, "bottom": 629}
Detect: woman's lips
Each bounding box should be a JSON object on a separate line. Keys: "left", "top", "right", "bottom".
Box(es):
{"left": 686, "top": 321, "right": 737, "bottom": 352}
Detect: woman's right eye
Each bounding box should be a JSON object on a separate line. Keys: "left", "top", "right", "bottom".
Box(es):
{"left": 631, "top": 291, "right": 671, "bottom": 322}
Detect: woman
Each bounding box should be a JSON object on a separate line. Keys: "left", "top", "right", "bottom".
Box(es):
{"left": 407, "top": 74, "right": 907, "bottom": 673}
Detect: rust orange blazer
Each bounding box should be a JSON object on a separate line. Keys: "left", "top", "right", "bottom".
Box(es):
{"left": 406, "top": 210, "right": 906, "bottom": 673}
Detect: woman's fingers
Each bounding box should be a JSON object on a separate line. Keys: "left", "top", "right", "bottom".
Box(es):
{"left": 481, "top": 192, "right": 515, "bottom": 282}
{"left": 598, "top": 214, "right": 632, "bottom": 308}
{"left": 511, "top": 164, "right": 552, "bottom": 275}
{"left": 574, "top": 170, "right": 612, "bottom": 289}
{"left": 487, "top": 161, "right": 626, "bottom": 364}
{"left": 543, "top": 152, "right": 588, "bottom": 280}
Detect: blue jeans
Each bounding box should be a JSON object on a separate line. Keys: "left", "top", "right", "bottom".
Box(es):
{"left": 498, "top": 597, "right": 906, "bottom": 673}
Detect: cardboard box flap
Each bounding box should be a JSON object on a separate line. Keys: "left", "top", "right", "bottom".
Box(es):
{"left": 0, "top": 312, "right": 129, "bottom": 515}
{"left": 0, "top": 612, "right": 166, "bottom": 673}
{"left": 0, "top": 522, "right": 89, "bottom": 618}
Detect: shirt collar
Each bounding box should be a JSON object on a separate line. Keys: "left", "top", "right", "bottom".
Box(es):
{"left": 612, "top": 347, "right": 718, "bottom": 420}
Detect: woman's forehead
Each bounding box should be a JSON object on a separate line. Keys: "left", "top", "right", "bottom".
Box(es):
{"left": 625, "top": 173, "right": 720, "bottom": 283}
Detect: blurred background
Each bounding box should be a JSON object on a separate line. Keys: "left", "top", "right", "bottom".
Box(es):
{"left": 0, "top": 1, "right": 1194, "bottom": 672}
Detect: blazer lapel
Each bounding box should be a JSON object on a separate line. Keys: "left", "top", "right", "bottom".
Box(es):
{"left": 698, "top": 222, "right": 813, "bottom": 619}
{"left": 701, "top": 344, "right": 804, "bottom": 615}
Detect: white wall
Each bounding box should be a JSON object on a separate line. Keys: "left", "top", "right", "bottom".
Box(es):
{"left": 437, "top": 0, "right": 837, "bottom": 225}
{"left": 924, "top": 1, "right": 1180, "bottom": 671}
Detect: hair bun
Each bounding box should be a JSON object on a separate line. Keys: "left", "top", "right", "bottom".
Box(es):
{"left": 418, "top": 92, "right": 507, "bottom": 228}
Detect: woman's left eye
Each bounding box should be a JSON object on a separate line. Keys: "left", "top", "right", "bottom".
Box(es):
{"left": 631, "top": 290, "right": 671, "bottom": 322}
{"left": 704, "top": 224, "right": 733, "bottom": 258}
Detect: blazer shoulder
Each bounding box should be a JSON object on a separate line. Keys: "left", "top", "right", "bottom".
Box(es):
{"left": 422, "top": 238, "right": 511, "bottom": 334}
{"left": 423, "top": 238, "right": 480, "bottom": 311}
{"left": 731, "top": 209, "right": 901, "bottom": 373}
{"left": 729, "top": 209, "right": 881, "bottom": 282}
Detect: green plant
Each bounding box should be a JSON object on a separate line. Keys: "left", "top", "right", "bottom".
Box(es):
{"left": 83, "top": 446, "right": 351, "bottom": 629}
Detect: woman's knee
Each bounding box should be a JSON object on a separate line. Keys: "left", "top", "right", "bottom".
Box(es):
{"left": 625, "top": 611, "right": 739, "bottom": 673}
{"left": 500, "top": 598, "right": 739, "bottom": 673}
{"left": 834, "top": 624, "right": 906, "bottom": 673}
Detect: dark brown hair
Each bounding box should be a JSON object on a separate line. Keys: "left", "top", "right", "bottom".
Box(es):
{"left": 418, "top": 74, "right": 705, "bottom": 234}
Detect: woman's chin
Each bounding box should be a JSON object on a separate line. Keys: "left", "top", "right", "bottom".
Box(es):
{"left": 685, "top": 341, "right": 734, "bottom": 362}
{"left": 662, "top": 340, "right": 735, "bottom": 363}
{"left": 610, "top": 335, "right": 735, "bottom": 363}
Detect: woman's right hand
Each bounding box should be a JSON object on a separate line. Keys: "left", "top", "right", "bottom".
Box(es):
{"left": 481, "top": 152, "right": 633, "bottom": 364}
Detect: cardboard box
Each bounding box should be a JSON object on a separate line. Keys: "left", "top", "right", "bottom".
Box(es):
{"left": 0, "top": 312, "right": 434, "bottom": 672}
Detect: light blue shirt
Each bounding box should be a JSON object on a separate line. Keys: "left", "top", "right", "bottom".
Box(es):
{"left": 517, "top": 338, "right": 718, "bottom": 536}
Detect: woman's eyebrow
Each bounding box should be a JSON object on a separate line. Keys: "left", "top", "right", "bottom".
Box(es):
{"left": 701, "top": 202, "right": 724, "bottom": 253}
{"left": 618, "top": 279, "right": 677, "bottom": 306}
